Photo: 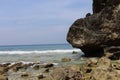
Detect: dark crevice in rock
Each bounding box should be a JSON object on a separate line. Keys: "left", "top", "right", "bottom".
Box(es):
{"left": 80, "top": 46, "right": 104, "bottom": 57}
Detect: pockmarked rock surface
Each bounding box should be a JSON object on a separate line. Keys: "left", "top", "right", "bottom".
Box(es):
{"left": 67, "top": 0, "right": 120, "bottom": 57}
{"left": 50, "top": 57, "right": 120, "bottom": 80}
{"left": 81, "top": 57, "right": 120, "bottom": 80}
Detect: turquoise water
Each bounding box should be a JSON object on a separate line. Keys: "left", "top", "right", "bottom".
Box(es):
{"left": 0, "top": 44, "right": 73, "bottom": 51}
{"left": 0, "top": 44, "right": 83, "bottom": 63}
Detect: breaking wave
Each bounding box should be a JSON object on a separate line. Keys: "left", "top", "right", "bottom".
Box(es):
{"left": 0, "top": 49, "right": 81, "bottom": 54}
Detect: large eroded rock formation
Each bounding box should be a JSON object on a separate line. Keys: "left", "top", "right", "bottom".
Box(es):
{"left": 67, "top": 0, "right": 120, "bottom": 57}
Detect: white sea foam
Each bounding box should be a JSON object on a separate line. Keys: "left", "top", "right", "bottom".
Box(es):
{"left": 0, "top": 49, "right": 81, "bottom": 54}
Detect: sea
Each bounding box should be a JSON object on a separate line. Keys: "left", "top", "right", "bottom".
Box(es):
{"left": 0, "top": 44, "right": 83, "bottom": 63}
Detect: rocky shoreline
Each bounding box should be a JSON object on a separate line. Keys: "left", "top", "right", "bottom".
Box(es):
{"left": 0, "top": 55, "right": 120, "bottom": 80}
{"left": 0, "top": 61, "right": 55, "bottom": 80}
{"left": 1, "top": 0, "right": 120, "bottom": 80}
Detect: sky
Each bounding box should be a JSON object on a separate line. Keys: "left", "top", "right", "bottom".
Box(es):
{"left": 0, "top": 0, "right": 92, "bottom": 45}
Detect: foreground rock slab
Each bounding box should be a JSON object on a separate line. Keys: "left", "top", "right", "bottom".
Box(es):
{"left": 81, "top": 57, "right": 120, "bottom": 80}
{"left": 49, "top": 57, "right": 120, "bottom": 80}
{"left": 50, "top": 67, "right": 82, "bottom": 80}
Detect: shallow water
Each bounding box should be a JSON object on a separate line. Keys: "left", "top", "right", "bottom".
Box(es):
{"left": 0, "top": 44, "right": 83, "bottom": 63}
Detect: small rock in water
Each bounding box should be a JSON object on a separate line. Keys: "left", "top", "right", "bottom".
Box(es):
{"left": 72, "top": 51, "right": 78, "bottom": 54}
{"left": 61, "top": 58, "right": 71, "bottom": 62}
{"left": 21, "top": 72, "right": 29, "bottom": 77}
{"left": 9, "top": 62, "right": 23, "bottom": 72}
{"left": 0, "top": 63, "right": 11, "bottom": 67}
{"left": 41, "top": 63, "right": 54, "bottom": 68}
{"left": 33, "top": 64, "right": 40, "bottom": 70}
{"left": 37, "top": 74, "right": 44, "bottom": 79}
{"left": 43, "top": 68, "right": 49, "bottom": 73}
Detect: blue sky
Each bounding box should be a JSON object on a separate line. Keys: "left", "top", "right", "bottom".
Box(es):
{"left": 0, "top": 0, "right": 92, "bottom": 45}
